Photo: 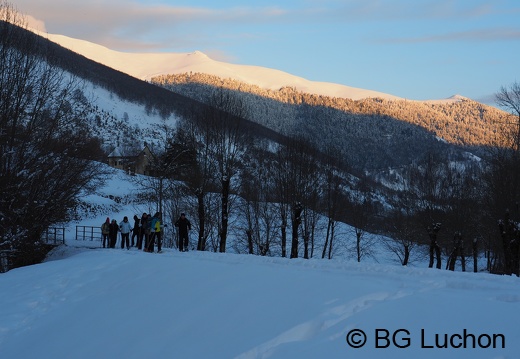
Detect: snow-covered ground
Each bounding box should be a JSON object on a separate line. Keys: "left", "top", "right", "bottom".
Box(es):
{"left": 1, "top": 240, "right": 518, "bottom": 359}
{"left": 1, "top": 166, "right": 519, "bottom": 359}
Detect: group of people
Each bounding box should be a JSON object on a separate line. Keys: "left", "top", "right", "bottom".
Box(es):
{"left": 101, "top": 212, "right": 191, "bottom": 253}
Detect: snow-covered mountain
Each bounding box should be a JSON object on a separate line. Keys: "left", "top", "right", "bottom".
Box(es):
{"left": 40, "top": 31, "right": 408, "bottom": 101}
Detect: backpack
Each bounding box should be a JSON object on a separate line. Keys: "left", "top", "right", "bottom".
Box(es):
{"left": 150, "top": 217, "right": 159, "bottom": 231}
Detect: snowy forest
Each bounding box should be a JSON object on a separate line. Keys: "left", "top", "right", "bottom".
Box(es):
{"left": 1, "top": 1, "right": 520, "bottom": 277}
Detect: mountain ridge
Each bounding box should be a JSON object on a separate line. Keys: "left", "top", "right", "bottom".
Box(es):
{"left": 36, "top": 29, "right": 458, "bottom": 103}
{"left": 21, "top": 24, "right": 509, "bottom": 166}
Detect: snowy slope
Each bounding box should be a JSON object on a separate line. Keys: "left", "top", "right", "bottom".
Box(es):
{"left": 40, "top": 31, "right": 404, "bottom": 101}
{"left": 0, "top": 242, "right": 518, "bottom": 359}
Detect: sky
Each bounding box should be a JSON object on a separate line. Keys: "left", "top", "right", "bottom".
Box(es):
{"left": 1, "top": 164, "right": 519, "bottom": 359}
{"left": 13, "top": 1, "right": 520, "bottom": 103}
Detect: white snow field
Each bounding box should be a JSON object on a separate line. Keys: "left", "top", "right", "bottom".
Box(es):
{"left": 0, "top": 244, "right": 518, "bottom": 359}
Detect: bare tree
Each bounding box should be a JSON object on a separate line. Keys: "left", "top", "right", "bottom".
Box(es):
{"left": 447, "top": 231, "right": 466, "bottom": 271}
{"left": 301, "top": 167, "right": 322, "bottom": 259}
{"left": 237, "top": 146, "right": 278, "bottom": 255}
{"left": 478, "top": 83, "right": 520, "bottom": 274}
{"left": 172, "top": 116, "right": 218, "bottom": 251}
{"left": 301, "top": 205, "right": 321, "bottom": 259}
{"left": 276, "top": 137, "right": 321, "bottom": 259}
{"left": 321, "top": 166, "right": 341, "bottom": 259}
{"left": 205, "top": 88, "right": 251, "bottom": 253}
{"left": 495, "top": 81, "right": 520, "bottom": 151}
{"left": 321, "top": 149, "right": 347, "bottom": 259}
{"left": 0, "top": 5, "right": 103, "bottom": 270}
{"left": 273, "top": 145, "right": 291, "bottom": 257}
{"left": 384, "top": 209, "right": 420, "bottom": 266}
{"left": 408, "top": 153, "right": 451, "bottom": 269}
{"left": 497, "top": 210, "right": 520, "bottom": 276}
{"left": 348, "top": 198, "right": 374, "bottom": 263}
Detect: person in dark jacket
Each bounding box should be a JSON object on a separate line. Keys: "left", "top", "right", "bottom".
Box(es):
{"left": 108, "top": 219, "right": 119, "bottom": 248}
{"left": 101, "top": 217, "right": 110, "bottom": 248}
{"left": 175, "top": 213, "right": 191, "bottom": 252}
{"left": 131, "top": 215, "right": 140, "bottom": 247}
{"left": 138, "top": 213, "right": 149, "bottom": 250}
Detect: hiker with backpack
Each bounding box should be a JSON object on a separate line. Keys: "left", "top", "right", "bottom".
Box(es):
{"left": 146, "top": 212, "right": 163, "bottom": 253}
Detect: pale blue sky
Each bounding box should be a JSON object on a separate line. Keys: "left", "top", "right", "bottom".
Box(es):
{"left": 16, "top": 0, "right": 520, "bottom": 104}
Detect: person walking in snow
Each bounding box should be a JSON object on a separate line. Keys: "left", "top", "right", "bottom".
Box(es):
{"left": 175, "top": 213, "right": 191, "bottom": 252}
{"left": 147, "top": 212, "right": 163, "bottom": 253}
{"left": 139, "top": 212, "right": 150, "bottom": 251}
{"left": 101, "top": 217, "right": 110, "bottom": 248}
{"left": 131, "top": 215, "right": 140, "bottom": 247}
{"left": 119, "top": 216, "right": 132, "bottom": 249}
{"left": 108, "top": 219, "right": 119, "bottom": 248}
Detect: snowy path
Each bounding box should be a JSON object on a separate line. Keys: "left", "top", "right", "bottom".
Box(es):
{"left": 0, "top": 247, "right": 518, "bottom": 359}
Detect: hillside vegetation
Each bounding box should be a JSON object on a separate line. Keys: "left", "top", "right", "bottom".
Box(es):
{"left": 153, "top": 73, "right": 508, "bottom": 158}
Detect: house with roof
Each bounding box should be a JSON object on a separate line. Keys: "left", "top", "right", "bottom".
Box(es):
{"left": 107, "top": 144, "right": 154, "bottom": 175}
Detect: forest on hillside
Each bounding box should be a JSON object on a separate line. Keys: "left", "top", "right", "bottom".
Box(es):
{"left": 149, "top": 72, "right": 520, "bottom": 276}
{"left": 153, "top": 73, "right": 509, "bottom": 157}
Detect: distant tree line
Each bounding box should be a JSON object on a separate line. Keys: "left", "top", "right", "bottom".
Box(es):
{"left": 152, "top": 73, "right": 506, "bottom": 153}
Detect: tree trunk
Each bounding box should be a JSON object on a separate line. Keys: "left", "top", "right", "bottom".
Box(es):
{"left": 246, "top": 229, "right": 253, "bottom": 254}
{"left": 403, "top": 244, "right": 410, "bottom": 266}
{"left": 328, "top": 220, "right": 335, "bottom": 259}
{"left": 290, "top": 202, "right": 303, "bottom": 259}
{"left": 310, "top": 223, "right": 316, "bottom": 259}
{"left": 322, "top": 218, "right": 331, "bottom": 259}
{"left": 448, "top": 252, "right": 456, "bottom": 271}
{"left": 435, "top": 245, "right": 442, "bottom": 269}
{"left": 196, "top": 190, "right": 205, "bottom": 251}
{"left": 280, "top": 208, "right": 287, "bottom": 258}
{"left": 303, "top": 230, "right": 309, "bottom": 259}
{"left": 472, "top": 238, "right": 478, "bottom": 273}
{"left": 448, "top": 233, "right": 461, "bottom": 271}
{"left": 429, "top": 245, "right": 435, "bottom": 268}
{"left": 356, "top": 231, "right": 361, "bottom": 263}
{"left": 260, "top": 240, "right": 269, "bottom": 256}
{"left": 460, "top": 246, "right": 466, "bottom": 272}
{"left": 219, "top": 176, "right": 230, "bottom": 253}
{"left": 428, "top": 223, "right": 441, "bottom": 269}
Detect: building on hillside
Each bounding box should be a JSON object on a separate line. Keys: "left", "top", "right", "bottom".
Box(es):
{"left": 107, "top": 144, "right": 154, "bottom": 175}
